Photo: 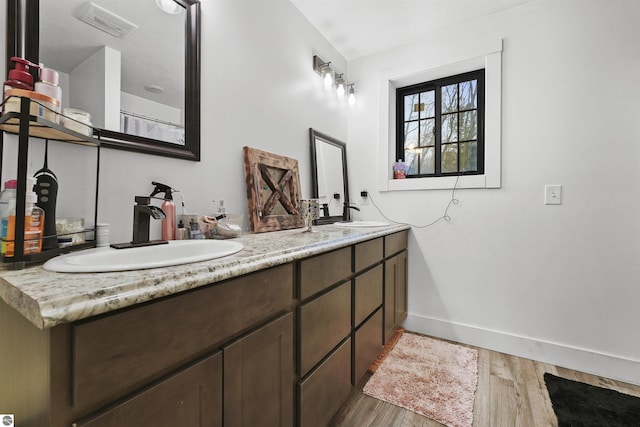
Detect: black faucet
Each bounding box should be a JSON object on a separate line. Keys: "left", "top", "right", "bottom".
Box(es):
{"left": 111, "top": 196, "right": 168, "bottom": 249}
{"left": 343, "top": 202, "right": 360, "bottom": 222}
{"left": 132, "top": 196, "right": 166, "bottom": 244}
{"left": 321, "top": 203, "right": 330, "bottom": 218}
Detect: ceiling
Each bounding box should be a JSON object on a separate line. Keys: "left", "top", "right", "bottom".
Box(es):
{"left": 36, "top": 0, "right": 538, "bottom": 110}
{"left": 289, "top": 0, "right": 537, "bottom": 60}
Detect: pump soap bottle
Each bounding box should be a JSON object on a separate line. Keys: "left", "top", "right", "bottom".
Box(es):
{"left": 150, "top": 181, "right": 176, "bottom": 241}
{"left": 3, "top": 57, "right": 38, "bottom": 93}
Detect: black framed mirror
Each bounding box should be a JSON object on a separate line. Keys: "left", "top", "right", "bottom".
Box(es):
{"left": 309, "top": 128, "right": 351, "bottom": 224}
{"left": 5, "top": 0, "right": 201, "bottom": 161}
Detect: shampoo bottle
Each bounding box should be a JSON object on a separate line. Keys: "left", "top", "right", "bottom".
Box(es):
{"left": 150, "top": 181, "right": 176, "bottom": 241}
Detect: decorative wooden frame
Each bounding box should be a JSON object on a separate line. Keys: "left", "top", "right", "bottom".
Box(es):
{"left": 243, "top": 147, "right": 305, "bottom": 233}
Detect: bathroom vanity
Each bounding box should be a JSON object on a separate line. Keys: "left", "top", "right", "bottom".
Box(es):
{"left": 0, "top": 224, "right": 409, "bottom": 427}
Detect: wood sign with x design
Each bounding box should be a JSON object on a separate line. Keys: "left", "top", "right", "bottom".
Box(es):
{"left": 259, "top": 164, "right": 299, "bottom": 216}
{"left": 243, "top": 146, "right": 305, "bottom": 232}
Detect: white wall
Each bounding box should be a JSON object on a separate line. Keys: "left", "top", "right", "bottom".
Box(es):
{"left": 96, "top": 0, "right": 347, "bottom": 240}
{"left": 348, "top": 0, "right": 640, "bottom": 384}
{"left": 2, "top": 0, "right": 347, "bottom": 243}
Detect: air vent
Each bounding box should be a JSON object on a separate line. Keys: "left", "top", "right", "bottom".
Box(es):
{"left": 77, "top": 2, "right": 138, "bottom": 39}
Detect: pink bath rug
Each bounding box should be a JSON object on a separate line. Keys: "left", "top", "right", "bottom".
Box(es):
{"left": 362, "top": 333, "right": 478, "bottom": 427}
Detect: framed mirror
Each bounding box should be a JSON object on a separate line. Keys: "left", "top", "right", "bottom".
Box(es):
{"left": 309, "top": 128, "right": 351, "bottom": 224}
{"left": 5, "top": 0, "right": 201, "bottom": 161}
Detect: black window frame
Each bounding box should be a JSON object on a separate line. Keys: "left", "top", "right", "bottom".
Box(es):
{"left": 396, "top": 69, "right": 485, "bottom": 178}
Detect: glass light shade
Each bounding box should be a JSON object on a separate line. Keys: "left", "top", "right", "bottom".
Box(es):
{"left": 323, "top": 70, "right": 333, "bottom": 89}
{"left": 337, "top": 82, "right": 345, "bottom": 98}
{"left": 156, "top": 0, "right": 181, "bottom": 14}
{"left": 348, "top": 87, "right": 356, "bottom": 106}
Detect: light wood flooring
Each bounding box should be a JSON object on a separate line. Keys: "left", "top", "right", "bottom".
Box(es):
{"left": 330, "top": 337, "right": 640, "bottom": 426}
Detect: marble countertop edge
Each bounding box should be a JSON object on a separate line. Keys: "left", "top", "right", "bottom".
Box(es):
{"left": 0, "top": 277, "right": 46, "bottom": 328}
{"left": 1, "top": 223, "right": 410, "bottom": 329}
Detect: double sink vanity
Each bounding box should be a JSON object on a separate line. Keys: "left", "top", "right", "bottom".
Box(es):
{"left": 0, "top": 223, "right": 409, "bottom": 427}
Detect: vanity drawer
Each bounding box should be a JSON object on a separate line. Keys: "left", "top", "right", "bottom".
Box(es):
{"left": 354, "top": 264, "right": 383, "bottom": 327}
{"left": 299, "top": 246, "right": 351, "bottom": 300}
{"left": 385, "top": 230, "right": 408, "bottom": 257}
{"left": 354, "top": 308, "right": 383, "bottom": 384}
{"left": 354, "top": 237, "right": 383, "bottom": 273}
{"left": 299, "top": 281, "right": 351, "bottom": 377}
{"left": 298, "top": 338, "right": 352, "bottom": 427}
{"left": 72, "top": 264, "right": 294, "bottom": 413}
{"left": 73, "top": 352, "right": 222, "bottom": 427}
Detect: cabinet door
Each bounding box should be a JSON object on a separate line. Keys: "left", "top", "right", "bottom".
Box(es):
{"left": 396, "top": 250, "right": 408, "bottom": 323}
{"left": 224, "top": 313, "right": 294, "bottom": 427}
{"left": 354, "top": 264, "right": 383, "bottom": 327}
{"left": 73, "top": 352, "right": 222, "bottom": 427}
{"left": 298, "top": 338, "right": 352, "bottom": 427}
{"left": 384, "top": 251, "right": 408, "bottom": 342}
{"left": 299, "top": 281, "right": 351, "bottom": 376}
{"left": 354, "top": 308, "right": 383, "bottom": 384}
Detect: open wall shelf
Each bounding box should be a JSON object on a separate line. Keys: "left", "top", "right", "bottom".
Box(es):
{"left": 0, "top": 96, "right": 100, "bottom": 269}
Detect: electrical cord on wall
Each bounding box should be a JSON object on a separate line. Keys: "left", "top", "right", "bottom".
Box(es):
{"left": 367, "top": 175, "right": 460, "bottom": 228}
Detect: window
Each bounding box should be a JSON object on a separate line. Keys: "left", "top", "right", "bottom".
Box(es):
{"left": 396, "top": 69, "right": 485, "bottom": 178}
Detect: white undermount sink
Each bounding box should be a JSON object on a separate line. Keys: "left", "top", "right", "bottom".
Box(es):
{"left": 43, "top": 240, "right": 244, "bottom": 273}
{"left": 333, "top": 220, "right": 390, "bottom": 228}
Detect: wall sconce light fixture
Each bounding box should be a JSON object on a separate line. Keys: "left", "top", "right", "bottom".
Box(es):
{"left": 335, "top": 73, "right": 346, "bottom": 99}
{"left": 313, "top": 55, "right": 333, "bottom": 89}
{"left": 313, "top": 55, "right": 356, "bottom": 105}
{"left": 348, "top": 84, "right": 356, "bottom": 106}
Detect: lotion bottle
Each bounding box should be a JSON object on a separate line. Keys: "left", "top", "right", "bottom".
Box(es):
{"left": 0, "top": 180, "right": 17, "bottom": 254}
{"left": 150, "top": 181, "right": 176, "bottom": 241}
{"left": 5, "top": 178, "right": 44, "bottom": 256}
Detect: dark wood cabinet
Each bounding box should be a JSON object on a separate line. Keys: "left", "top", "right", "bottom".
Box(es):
{"left": 1, "top": 229, "right": 409, "bottom": 427}
{"left": 355, "top": 237, "right": 384, "bottom": 273}
{"left": 71, "top": 264, "right": 294, "bottom": 414}
{"left": 298, "top": 338, "right": 352, "bottom": 427}
{"left": 299, "top": 281, "right": 351, "bottom": 376}
{"left": 0, "top": 264, "right": 295, "bottom": 427}
{"left": 384, "top": 233, "right": 408, "bottom": 342}
{"left": 299, "top": 247, "right": 351, "bottom": 300}
{"left": 354, "top": 308, "right": 383, "bottom": 383}
{"left": 73, "top": 353, "right": 223, "bottom": 427}
{"left": 298, "top": 237, "right": 390, "bottom": 425}
{"left": 224, "top": 313, "right": 294, "bottom": 427}
{"left": 354, "top": 264, "right": 383, "bottom": 326}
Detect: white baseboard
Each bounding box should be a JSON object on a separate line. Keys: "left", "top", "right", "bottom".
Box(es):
{"left": 404, "top": 313, "right": 640, "bottom": 386}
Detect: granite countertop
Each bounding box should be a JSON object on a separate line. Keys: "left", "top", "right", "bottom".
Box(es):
{"left": 0, "top": 223, "right": 410, "bottom": 330}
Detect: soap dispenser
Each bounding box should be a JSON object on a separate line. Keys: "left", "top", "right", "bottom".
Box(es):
{"left": 150, "top": 181, "right": 176, "bottom": 241}
{"left": 3, "top": 57, "right": 39, "bottom": 93}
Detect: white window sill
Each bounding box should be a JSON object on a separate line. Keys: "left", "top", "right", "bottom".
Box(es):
{"left": 387, "top": 175, "right": 489, "bottom": 191}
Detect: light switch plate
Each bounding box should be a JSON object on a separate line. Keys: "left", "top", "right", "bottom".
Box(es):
{"left": 545, "top": 184, "right": 562, "bottom": 205}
